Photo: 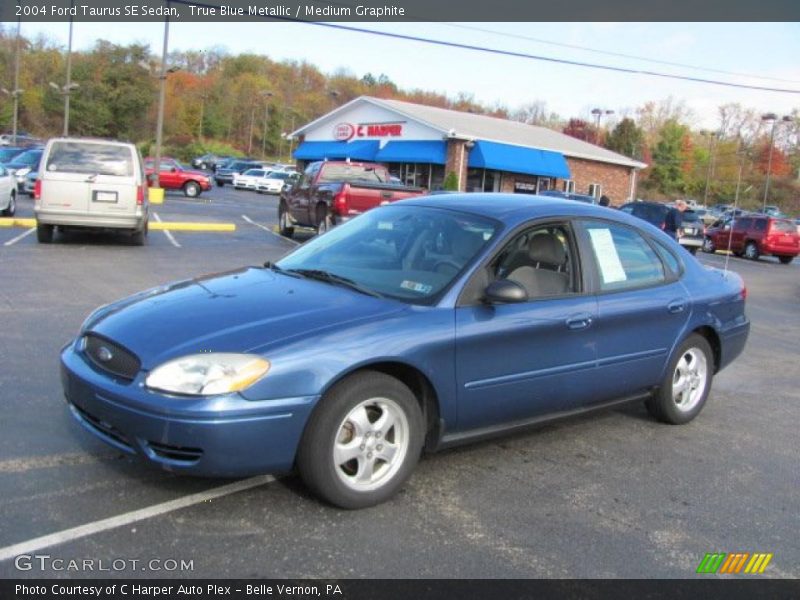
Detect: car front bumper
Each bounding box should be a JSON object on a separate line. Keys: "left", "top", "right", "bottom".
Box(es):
{"left": 61, "top": 342, "right": 317, "bottom": 477}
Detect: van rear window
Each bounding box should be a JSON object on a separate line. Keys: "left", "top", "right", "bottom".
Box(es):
{"left": 770, "top": 219, "right": 796, "bottom": 233}
{"left": 46, "top": 142, "right": 134, "bottom": 177}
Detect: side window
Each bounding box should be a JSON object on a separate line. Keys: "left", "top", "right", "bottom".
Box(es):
{"left": 582, "top": 221, "right": 666, "bottom": 292}
{"left": 619, "top": 205, "right": 634, "bottom": 214}
{"left": 754, "top": 219, "right": 767, "bottom": 232}
{"left": 491, "top": 223, "right": 578, "bottom": 299}
{"left": 652, "top": 239, "right": 682, "bottom": 278}
{"left": 734, "top": 218, "right": 751, "bottom": 231}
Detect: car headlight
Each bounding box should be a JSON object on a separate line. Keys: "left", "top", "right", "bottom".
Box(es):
{"left": 145, "top": 353, "right": 270, "bottom": 396}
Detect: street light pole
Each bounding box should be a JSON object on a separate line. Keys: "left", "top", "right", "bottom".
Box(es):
{"left": 63, "top": 0, "right": 74, "bottom": 136}
{"left": 261, "top": 91, "right": 273, "bottom": 159}
{"left": 590, "top": 108, "right": 614, "bottom": 145}
{"left": 153, "top": 7, "right": 171, "bottom": 185}
{"left": 701, "top": 131, "right": 717, "bottom": 206}
{"left": 11, "top": 9, "right": 22, "bottom": 144}
{"left": 760, "top": 113, "right": 793, "bottom": 211}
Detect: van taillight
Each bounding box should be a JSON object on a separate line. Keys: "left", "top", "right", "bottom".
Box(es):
{"left": 34, "top": 179, "right": 41, "bottom": 199}
{"left": 136, "top": 185, "right": 145, "bottom": 205}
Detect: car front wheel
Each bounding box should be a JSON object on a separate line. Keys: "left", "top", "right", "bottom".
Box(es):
{"left": 2, "top": 190, "right": 15, "bottom": 216}
{"left": 297, "top": 371, "right": 424, "bottom": 509}
{"left": 183, "top": 181, "right": 201, "bottom": 198}
{"left": 646, "top": 333, "right": 713, "bottom": 425}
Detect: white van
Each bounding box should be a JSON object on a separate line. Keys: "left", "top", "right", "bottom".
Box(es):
{"left": 35, "top": 138, "right": 149, "bottom": 245}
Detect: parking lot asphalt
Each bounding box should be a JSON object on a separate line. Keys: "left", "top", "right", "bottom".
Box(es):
{"left": 0, "top": 188, "right": 797, "bottom": 579}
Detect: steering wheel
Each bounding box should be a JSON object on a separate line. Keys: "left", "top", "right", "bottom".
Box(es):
{"left": 432, "top": 259, "right": 462, "bottom": 275}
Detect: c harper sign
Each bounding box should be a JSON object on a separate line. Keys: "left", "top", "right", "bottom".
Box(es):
{"left": 333, "top": 122, "right": 405, "bottom": 141}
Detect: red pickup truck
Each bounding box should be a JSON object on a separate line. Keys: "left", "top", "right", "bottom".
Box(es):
{"left": 278, "top": 161, "right": 424, "bottom": 237}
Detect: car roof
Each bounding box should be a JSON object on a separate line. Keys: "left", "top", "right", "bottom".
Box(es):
{"left": 400, "top": 193, "right": 629, "bottom": 226}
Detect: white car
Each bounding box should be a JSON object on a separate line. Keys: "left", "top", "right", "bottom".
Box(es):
{"left": 233, "top": 168, "right": 270, "bottom": 191}
{"left": 256, "top": 171, "right": 296, "bottom": 194}
{"left": 0, "top": 163, "right": 16, "bottom": 215}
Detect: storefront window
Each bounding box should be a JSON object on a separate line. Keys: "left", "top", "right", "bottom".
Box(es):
{"left": 466, "top": 168, "right": 502, "bottom": 193}
{"left": 384, "top": 163, "right": 443, "bottom": 191}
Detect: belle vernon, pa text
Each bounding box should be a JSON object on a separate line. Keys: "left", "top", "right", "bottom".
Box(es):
{"left": 16, "top": 584, "right": 344, "bottom": 597}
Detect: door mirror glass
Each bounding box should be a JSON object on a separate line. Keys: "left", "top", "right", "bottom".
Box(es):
{"left": 484, "top": 279, "right": 528, "bottom": 304}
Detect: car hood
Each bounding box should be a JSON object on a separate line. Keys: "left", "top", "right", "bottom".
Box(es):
{"left": 83, "top": 267, "right": 405, "bottom": 370}
{"left": 180, "top": 168, "right": 209, "bottom": 178}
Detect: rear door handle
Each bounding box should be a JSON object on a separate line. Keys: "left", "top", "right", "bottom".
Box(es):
{"left": 667, "top": 299, "right": 687, "bottom": 314}
{"left": 565, "top": 313, "right": 593, "bottom": 330}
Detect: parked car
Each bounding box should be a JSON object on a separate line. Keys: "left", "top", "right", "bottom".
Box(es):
{"left": 212, "top": 156, "right": 236, "bottom": 171}
{"left": 279, "top": 160, "right": 424, "bottom": 236}
{"left": 191, "top": 153, "right": 220, "bottom": 171}
{"left": 757, "top": 205, "right": 786, "bottom": 218}
{"left": 703, "top": 215, "right": 799, "bottom": 264}
{"left": 60, "top": 194, "right": 750, "bottom": 508}
{"left": 144, "top": 157, "right": 211, "bottom": 198}
{"left": 4, "top": 147, "right": 43, "bottom": 191}
{"left": 23, "top": 169, "right": 37, "bottom": 197}
{"left": 0, "top": 133, "right": 41, "bottom": 147}
{"left": 676, "top": 209, "right": 704, "bottom": 255}
{"left": 215, "top": 160, "right": 262, "bottom": 187}
{"left": 539, "top": 190, "right": 598, "bottom": 204}
{"left": 35, "top": 138, "right": 149, "bottom": 245}
{"left": 233, "top": 168, "right": 271, "bottom": 191}
{"left": 618, "top": 200, "right": 704, "bottom": 255}
{"left": 256, "top": 170, "right": 296, "bottom": 195}
{"left": 0, "top": 163, "right": 17, "bottom": 216}
{"left": 0, "top": 146, "right": 26, "bottom": 164}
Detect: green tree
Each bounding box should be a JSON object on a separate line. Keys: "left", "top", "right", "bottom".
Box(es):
{"left": 605, "top": 117, "right": 644, "bottom": 160}
{"left": 443, "top": 172, "right": 459, "bottom": 191}
{"left": 648, "top": 120, "right": 690, "bottom": 195}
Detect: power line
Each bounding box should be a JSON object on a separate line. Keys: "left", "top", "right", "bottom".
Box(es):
{"left": 171, "top": 1, "right": 800, "bottom": 95}
{"left": 440, "top": 23, "right": 800, "bottom": 86}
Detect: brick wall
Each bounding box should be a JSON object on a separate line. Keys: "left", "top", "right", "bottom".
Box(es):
{"left": 564, "top": 158, "right": 635, "bottom": 205}
{"left": 445, "top": 140, "right": 470, "bottom": 191}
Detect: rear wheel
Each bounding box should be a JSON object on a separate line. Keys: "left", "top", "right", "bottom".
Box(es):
{"left": 296, "top": 371, "right": 424, "bottom": 509}
{"left": 702, "top": 237, "right": 715, "bottom": 253}
{"left": 778, "top": 255, "right": 793, "bottom": 265}
{"left": 2, "top": 190, "right": 15, "bottom": 216}
{"left": 215, "top": 180, "right": 224, "bottom": 187}
{"left": 646, "top": 334, "right": 713, "bottom": 425}
{"left": 278, "top": 203, "right": 294, "bottom": 238}
{"left": 36, "top": 223, "right": 54, "bottom": 243}
{"left": 183, "top": 181, "right": 201, "bottom": 198}
{"left": 131, "top": 220, "right": 148, "bottom": 246}
{"left": 744, "top": 241, "right": 760, "bottom": 260}
{"left": 687, "top": 246, "right": 698, "bottom": 255}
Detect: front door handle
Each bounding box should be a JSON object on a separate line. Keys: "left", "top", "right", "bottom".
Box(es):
{"left": 667, "top": 299, "right": 687, "bottom": 314}
{"left": 565, "top": 313, "right": 593, "bottom": 330}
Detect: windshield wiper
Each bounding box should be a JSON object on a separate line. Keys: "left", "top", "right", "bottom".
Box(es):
{"left": 263, "top": 261, "right": 301, "bottom": 278}
{"left": 286, "top": 268, "right": 384, "bottom": 299}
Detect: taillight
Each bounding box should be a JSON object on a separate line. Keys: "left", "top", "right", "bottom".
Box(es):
{"left": 333, "top": 187, "right": 348, "bottom": 215}
{"left": 34, "top": 179, "right": 41, "bottom": 199}
{"left": 741, "top": 285, "right": 747, "bottom": 301}
{"left": 136, "top": 185, "right": 145, "bottom": 205}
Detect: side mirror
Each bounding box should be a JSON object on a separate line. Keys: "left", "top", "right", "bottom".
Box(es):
{"left": 171, "top": 167, "right": 177, "bottom": 173}
{"left": 483, "top": 279, "right": 527, "bottom": 304}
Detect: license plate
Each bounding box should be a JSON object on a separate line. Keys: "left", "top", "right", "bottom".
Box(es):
{"left": 684, "top": 228, "right": 696, "bottom": 235}
{"left": 93, "top": 191, "right": 118, "bottom": 203}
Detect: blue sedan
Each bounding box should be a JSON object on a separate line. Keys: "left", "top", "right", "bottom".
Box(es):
{"left": 61, "top": 194, "right": 750, "bottom": 508}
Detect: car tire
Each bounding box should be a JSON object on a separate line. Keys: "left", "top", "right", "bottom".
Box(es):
{"left": 2, "top": 190, "right": 15, "bottom": 216}
{"left": 646, "top": 333, "right": 714, "bottom": 425}
{"left": 278, "top": 203, "right": 294, "bottom": 238}
{"left": 296, "top": 371, "right": 425, "bottom": 509}
{"left": 778, "top": 255, "right": 793, "bottom": 265}
{"left": 36, "top": 222, "right": 54, "bottom": 244}
{"left": 702, "top": 237, "right": 715, "bottom": 253}
{"left": 215, "top": 180, "right": 224, "bottom": 187}
{"left": 183, "top": 181, "right": 201, "bottom": 198}
{"left": 131, "top": 220, "right": 148, "bottom": 246}
{"left": 687, "top": 246, "right": 698, "bottom": 255}
{"left": 744, "top": 241, "right": 760, "bottom": 261}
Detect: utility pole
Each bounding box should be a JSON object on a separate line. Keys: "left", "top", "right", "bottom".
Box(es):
{"left": 261, "top": 91, "right": 273, "bottom": 159}
{"left": 153, "top": 6, "right": 171, "bottom": 185}
{"left": 11, "top": 10, "right": 22, "bottom": 143}
{"left": 63, "top": 0, "right": 74, "bottom": 135}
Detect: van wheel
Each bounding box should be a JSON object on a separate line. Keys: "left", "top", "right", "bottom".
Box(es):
{"left": 296, "top": 371, "right": 424, "bottom": 509}
{"left": 131, "top": 221, "right": 148, "bottom": 246}
{"left": 702, "top": 237, "right": 715, "bottom": 253}
{"left": 744, "top": 241, "right": 760, "bottom": 260}
{"left": 183, "top": 181, "right": 200, "bottom": 198}
{"left": 278, "top": 203, "right": 294, "bottom": 238}
{"left": 2, "top": 191, "right": 15, "bottom": 216}
{"left": 36, "top": 223, "right": 54, "bottom": 244}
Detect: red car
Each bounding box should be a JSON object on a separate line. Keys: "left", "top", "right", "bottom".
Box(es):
{"left": 144, "top": 157, "right": 212, "bottom": 198}
{"left": 703, "top": 215, "right": 799, "bottom": 264}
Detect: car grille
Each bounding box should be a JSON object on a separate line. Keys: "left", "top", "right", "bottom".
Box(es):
{"left": 83, "top": 334, "right": 141, "bottom": 381}
{"left": 146, "top": 441, "right": 204, "bottom": 464}
{"left": 72, "top": 403, "right": 133, "bottom": 450}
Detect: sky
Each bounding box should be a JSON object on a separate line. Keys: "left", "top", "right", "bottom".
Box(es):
{"left": 15, "top": 20, "right": 800, "bottom": 129}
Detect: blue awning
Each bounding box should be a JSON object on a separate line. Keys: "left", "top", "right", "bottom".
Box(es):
{"left": 374, "top": 141, "right": 447, "bottom": 164}
{"left": 293, "top": 140, "right": 379, "bottom": 161}
{"left": 468, "top": 141, "right": 570, "bottom": 179}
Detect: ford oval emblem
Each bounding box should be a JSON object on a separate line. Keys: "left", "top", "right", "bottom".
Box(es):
{"left": 97, "top": 346, "right": 114, "bottom": 362}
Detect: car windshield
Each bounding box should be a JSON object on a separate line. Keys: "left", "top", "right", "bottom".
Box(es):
{"left": 243, "top": 169, "right": 264, "bottom": 176}
{"left": 11, "top": 149, "right": 42, "bottom": 166}
{"left": 277, "top": 206, "right": 499, "bottom": 304}
{"left": 266, "top": 171, "right": 290, "bottom": 180}
{"left": 46, "top": 142, "right": 133, "bottom": 176}
{"left": 318, "top": 164, "right": 389, "bottom": 184}
{"left": 0, "top": 148, "right": 24, "bottom": 162}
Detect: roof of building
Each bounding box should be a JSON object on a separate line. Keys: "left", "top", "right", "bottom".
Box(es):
{"left": 293, "top": 96, "right": 647, "bottom": 170}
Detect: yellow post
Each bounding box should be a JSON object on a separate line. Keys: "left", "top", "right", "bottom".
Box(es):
{"left": 148, "top": 187, "right": 165, "bottom": 205}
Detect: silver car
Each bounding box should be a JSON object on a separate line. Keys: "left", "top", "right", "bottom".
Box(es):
{"left": 35, "top": 138, "right": 149, "bottom": 245}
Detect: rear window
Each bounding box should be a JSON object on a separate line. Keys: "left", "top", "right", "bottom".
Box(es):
{"left": 770, "top": 219, "right": 796, "bottom": 234}
{"left": 243, "top": 169, "right": 265, "bottom": 177}
{"left": 319, "top": 164, "right": 389, "bottom": 184}
{"left": 682, "top": 211, "right": 700, "bottom": 223}
{"left": 632, "top": 203, "right": 668, "bottom": 226}
{"left": 46, "top": 142, "right": 133, "bottom": 177}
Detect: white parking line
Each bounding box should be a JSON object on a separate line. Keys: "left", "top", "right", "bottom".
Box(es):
{"left": 3, "top": 227, "right": 35, "bottom": 246}
{"left": 242, "top": 214, "right": 300, "bottom": 246}
{"left": 0, "top": 474, "right": 275, "bottom": 562}
{"left": 152, "top": 212, "right": 181, "bottom": 247}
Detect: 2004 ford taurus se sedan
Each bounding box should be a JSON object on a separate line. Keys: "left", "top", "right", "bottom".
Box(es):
{"left": 61, "top": 194, "right": 750, "bottom": 508}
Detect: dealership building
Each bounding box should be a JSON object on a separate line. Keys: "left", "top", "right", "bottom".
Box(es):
{"left": 291, "top": 96, "right": 646, "bottom": 203}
